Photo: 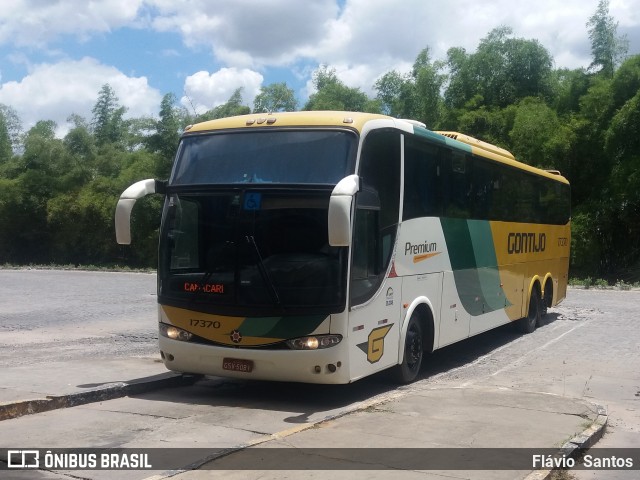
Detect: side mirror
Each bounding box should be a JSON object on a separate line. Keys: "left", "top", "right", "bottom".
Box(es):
{"left": 115, "top": 179, "right": 166, "bottom": 245}
{"left": 328, "top": 175, "right": 359, "bottom": 246}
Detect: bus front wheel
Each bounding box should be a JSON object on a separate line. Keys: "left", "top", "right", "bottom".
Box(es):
{"left": 392, "top": 314, "right": 424, "bottom": 384}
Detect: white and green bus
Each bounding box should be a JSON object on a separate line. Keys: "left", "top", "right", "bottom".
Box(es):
{"left": 115, "top": 111, "right": 570, "bottom": 384}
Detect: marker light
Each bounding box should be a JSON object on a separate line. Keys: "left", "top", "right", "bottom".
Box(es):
{"left": 286, "top": 335, "right": 342, "bottom": 350}
{"left": 159, "top": 323, "right": 193, "bottom": 342}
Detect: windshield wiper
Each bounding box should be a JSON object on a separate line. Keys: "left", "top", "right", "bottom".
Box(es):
{"left": 245, "top": 235, "right": 282, "bottom": 306}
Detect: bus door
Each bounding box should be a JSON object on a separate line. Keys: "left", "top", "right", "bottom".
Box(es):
{"left": 347, "top": 129, "right": 402, "bottom": 380}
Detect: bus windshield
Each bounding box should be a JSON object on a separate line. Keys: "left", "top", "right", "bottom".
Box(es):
{"left": 158, "top": 190, "right": 347, "bottom": 315}
{"left": 171, "top": 129, "right": 357, "bottom": 186}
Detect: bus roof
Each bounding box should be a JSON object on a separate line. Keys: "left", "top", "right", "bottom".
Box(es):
{"left": 184, "top": 111, "right": 389, "bottom": 134}
{"left": 183, "top": 111, "right": 569, "bottom": 185}
{"left": 432, "top": 130, "right": 569, "bottom": 185}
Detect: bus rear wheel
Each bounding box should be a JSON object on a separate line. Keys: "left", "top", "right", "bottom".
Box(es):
{"left": 519, "top": 289, "right": 541, "bottom": 334}
{"left": 542, "top": 280, "right": 553, "bottom": 316}
{"left": 392, "top": 315, "right": 423, "bottom": 384}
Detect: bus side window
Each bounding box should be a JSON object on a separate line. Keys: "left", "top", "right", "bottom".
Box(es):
{"left": 403, "top": 137, "right": 440, "bottom": 221}
{"left": 472, "top": 159, "right": 500, "bottom": 220}
{"left": 442, "top": 151, "right": 472, "bottom": 219}
{"left": 514, "top": 174, "right": 536, "bottom": 223}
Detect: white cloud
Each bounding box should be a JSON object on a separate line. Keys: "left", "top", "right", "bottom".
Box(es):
{"left": 0, "top": 57, "right": 162, "bottom": 136}
{"left": 305, "top": 0, "right": 600, "bottom": 93}
{"left": 0, "top": 0, "right": 144, "bottom": 46}
{"left": 148, "top": 0, "right": 338, "bottom": 68}
{"left": 1, "top": 0, "right": 639, "bottom": 129}
{"left": 293, "top": 0, "right": 639, "bottom": 96}
{"left": 181, "top": 68, "right": 264, "bottom": 113}
{"left": 149, "top": 0, "right": 639, "bottom": 97}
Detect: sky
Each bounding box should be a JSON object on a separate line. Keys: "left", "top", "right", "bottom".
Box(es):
{"left": 0, "top": 0, "right": 639, "bottom": 137}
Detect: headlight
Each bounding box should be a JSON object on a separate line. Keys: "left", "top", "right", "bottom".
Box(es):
{"left": 286, "top": 335, "right": 342, "bottom": 350}
{"left": 159, "top": 323, "right": 193, "bottom": 342}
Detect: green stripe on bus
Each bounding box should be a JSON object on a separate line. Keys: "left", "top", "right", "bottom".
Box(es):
{"left": 413, "top": 127, "right": 448, "bottom": 145}
{"left": 468, "top": 220, "right": 509, "bottom": 312}
{"left": 440, "top": 218, "right": 510, "bottom": 316}
{"left": 239, "top": 315, "right": 327, "bottom": 339}
{"left": 441, "top": 217, "right": 476, "bottom": 270}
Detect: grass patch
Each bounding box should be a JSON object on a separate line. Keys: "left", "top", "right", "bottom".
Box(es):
{"left": 569, "top": 277, "right": 609, "bottom": 289}
{"left": 1, "top": 263, "right": 155, "bottom": 273}
{"left": 569, "top": 277, "right": 640, "bottom": 289}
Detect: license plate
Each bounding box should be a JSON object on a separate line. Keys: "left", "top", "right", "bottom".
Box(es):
{"left": 222, "top": 358, "right": 254, "bottom": 373}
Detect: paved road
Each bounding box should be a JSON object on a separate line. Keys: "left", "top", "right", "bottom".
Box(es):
{"left": 0, "top": 269, "right": 158, "bottom": 366}
{"left": 0, "top": 270, "right": 638, "bottom": 479}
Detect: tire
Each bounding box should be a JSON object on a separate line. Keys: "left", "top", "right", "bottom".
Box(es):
{"left": 392, "top": 314, "right": 424, "bottom": 384}
{"left": 541, "top": 282, "right": 553, "bottom": 316}
{"left": 519, "top": 288, "right": 541, "bottom": 334}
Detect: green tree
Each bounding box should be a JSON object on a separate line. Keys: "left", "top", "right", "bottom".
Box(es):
{"left": 375, "top": 48, "right": 445, "bottom": 127}
{"left": 47, "top": 150, "right": 160, "bottom": 266}
{"left": 587, "top": 0, "right": 629, "bottom": 78}
{"left": 565, "top": 76, "right": 614, "bottom": 205}
{"left": 564, "top": 55, "right": 640, "bottom": 278}
{"left": 509, "top": 97, "right": 571, "bottom": 168}
{"left": 123, "top": 116, "right": 156, "bottom": 152}
{"left": 2, "top": 121, "right": 69, "bottom": 263}
{"left": 609, "top": 55, "right": 640, "bottom": 110}
{"left": 0, "top": 177, "right": 37, "bottom": 263}
{"left": 22, "top": 120, "right": 63, "bottom": 172}
{"left": 64, "top": 114, "right": 95, "bottom": 161}
{"left": 411, "top": 48, "right": 446, "bottom": 128}
{"left": 454, "top": 101, "right": 515, "bottom": 147}
{"left": 605, "top": 90, "right": 640, "bottom": 158}
{"left": 145, "top": 93, "right": 184, "bottom": 177}
{"left": 375, "top": 70, "right": 415, "bottom": 118}
{"left": 551, "top": 68, "right": 591, "bottom": 115}
{"left": 92, "top": 84, "right": 127, "bottom": 147}
{"left": 445, "top": 27, "right": 553, "bottom": 109}
{"left": 253, "top": 82, "right": 297, "bottom": 113}
{"left": 601, "top": 59, "right": 640, "bottom": 274}
{"left": 475, "top": 27, "right": 553, "bottom": 107}
{"left": 304, "top": 66, "right": 374, "bottom": 111}
{"left": 444, "top": 47, "right": 475, "bottom": 110}
{"left": 0, "top": 104, "right": 23, "bottom": 153}
{"left": 197, "top": 88, "right": 251, "bottom": 121}
{"left": 0, "top": 109, "right": 11, "bottom": 163}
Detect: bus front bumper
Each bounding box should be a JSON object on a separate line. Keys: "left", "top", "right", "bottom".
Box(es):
{"left": 158, "top": 336, "right": 351, "bottom": 384}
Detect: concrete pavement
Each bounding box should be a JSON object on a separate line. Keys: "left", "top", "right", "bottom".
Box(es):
{"left": 159, "top": 384, "right": 606, "bottom": 480}
{"left": 0, "top": 357, "right": 199, "bottom": 421}
{"left": 0, "top": 352, "right": 607, "bottom": 479}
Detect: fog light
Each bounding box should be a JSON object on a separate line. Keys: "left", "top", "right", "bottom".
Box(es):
{"left": 159, "top": 323, "right": 192, "bottom": 342}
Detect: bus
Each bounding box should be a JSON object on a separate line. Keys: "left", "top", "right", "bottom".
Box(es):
{"left": 115, "top": 111, "right": 570, "bottom": 384}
